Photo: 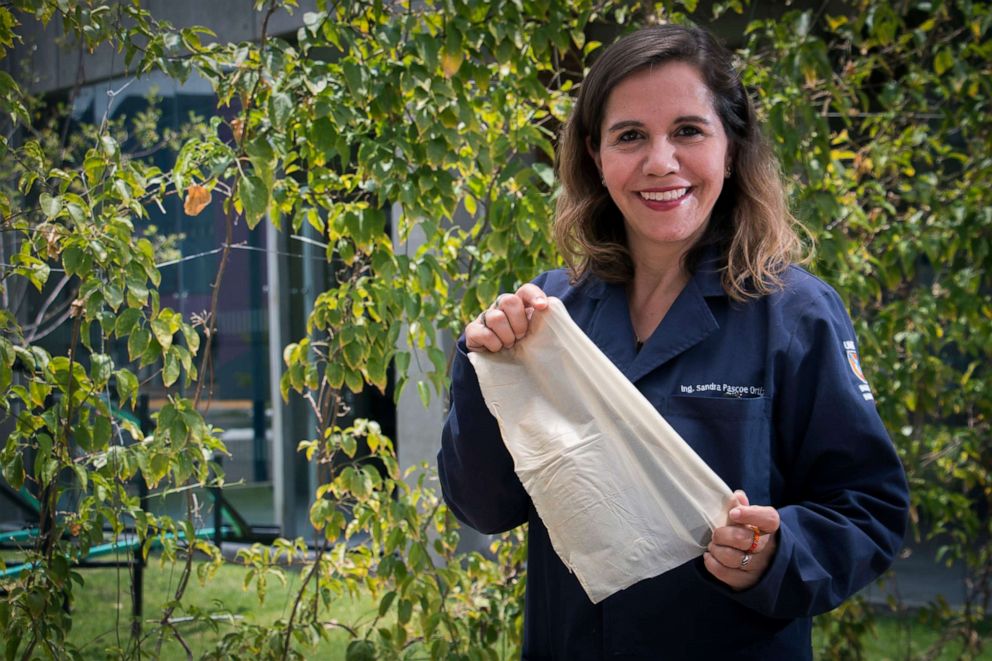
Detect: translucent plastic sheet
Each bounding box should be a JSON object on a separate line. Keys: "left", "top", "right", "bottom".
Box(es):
{"left": 468, "top": 297, "right": 733, "bottom": 603}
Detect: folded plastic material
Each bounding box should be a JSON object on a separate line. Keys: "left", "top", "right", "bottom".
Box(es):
{"left": 467, "top": 297, "right": 733, "bottom": 603}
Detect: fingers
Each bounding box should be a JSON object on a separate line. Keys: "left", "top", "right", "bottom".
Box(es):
{"left": 703, "top": 550, "right": 765, "bottom": 591}
{"left": 729, "top": 501, "right": 781, "bottom": 535}
{"left": 515, "top": 284, "right": 549, "bottom": 311}
{"left": 464, "top": 286, "right": 549, "bottom": 353}
{"left": 495, "top": 294, "right": 530, "bottom": 340}
{"left": 703, "top": 529, "right": 778, "bottom": 591}
{"left": 704, "top": 490, "right": 780, "bottom": 591}
{"left": 710, "top": 523, "right": 770, "bottom": 555}
{"left": 465, "top": 316, "right": 505, "bottom": 353}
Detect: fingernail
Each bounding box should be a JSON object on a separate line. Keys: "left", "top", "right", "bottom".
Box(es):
{"left": 535, "top": 297, "right": 547, "bottom": 305}
{"left": 526, "top": 308, "right": 534, "bottom": 320}
{"left": 730, "top": 509, "right": 741, "bottom": 521}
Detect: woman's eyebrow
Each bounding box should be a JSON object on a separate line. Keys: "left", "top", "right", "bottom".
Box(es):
{"left": 606, "top": 119, "right": 644, "bottom": 133}
{"left": 606, "top": 115, "right": 713, "bottom": 133}
{"left": 674, "top": 114, "right": 712, "bottom": 125}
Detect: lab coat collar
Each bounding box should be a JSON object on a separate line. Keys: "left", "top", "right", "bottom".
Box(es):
{"left": 583, "top": 247, "right": 726, "bottom": 383}
{"left": 693, "top": 245, "right": 727, "bottom": 298}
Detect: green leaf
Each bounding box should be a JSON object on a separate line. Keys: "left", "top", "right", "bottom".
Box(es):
{"left": 378, "top": 591, "right": 397, "bottom": 617}
{"left": 326, "top": 360, "right": 345, "bottom": 389}
{"left": 115, "top": 308, "right": 142, "bottom": 338}
{"left": 309, "top": 498, "right": 332, "bottom": 530}
{"left": 0, "top": 361, "right": 9, "bottom": 394}
{"left": 341, "top": 60, "right": 366, "bottom": 96}
{"left": 341, "top": 432, "right": 357, "bottom": 458}
{"left": 75, "top": 424, "right": 93, "bottom": 452}
{"left": 269, "top": 91, "right": 292, "bottom": 129}
{"left": 71, "top": 463, "right": 89, "bottom": 493}
{"left": 394, "top": 351, "right": 411, "bottom": 377}
{"left": 115, "top": 369, "right": 139, "bottom": 408}
{"left": 240, "top": 174, "right": 268, "bottom": 229}
{"left": 127, "top": 327, "right": 150, "bottom": 363}
{"left": 397, "top": 598, "right": 412, "bottom": 625}
{"left": 101, "top": 134, "right": 118, "bottom": 158}
{"left": 2, "top": 451, "right": 24, "bottom": 489}
{"left": 90, "top": 353, "right": 113, "bottom": 386}
{"left": 104, "top": 281, "right": 124, "bottom": 310}
{"left": 344, "top": 367, "right": 364, "bottom": 393}
{"left": 162, "top": 348, "right": 180, "bottom": 387}
{"left": 92, "top": 414, "right": 112, "bottom": 450}
{"left": 181, "top": 322, "right": 200, "bottom": 354}
{"left": 532, "top": 162, "right": 555, "bottom": 188}
{"left": 346, "top": 640, "right": 376, "bottom": 661}
{"left": 933, "top": 47, "right": 953, "bottom": 75}
{"left": 40, "top": 193, "right": 61, "bottom": 219}
{"left": 150, "top": 318, "right": 174, "bottom": 352}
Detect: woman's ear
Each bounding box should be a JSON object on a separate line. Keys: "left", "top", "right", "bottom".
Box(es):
{"left": 585, "top": 135, "right": 602, "bottom": 176}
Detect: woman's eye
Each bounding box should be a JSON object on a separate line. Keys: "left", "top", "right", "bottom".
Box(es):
{"left": 676, "top": 125, "right": 703, "bottom": 138}
{"left": 617, "top": 130, "right": 641, "bottom": 143}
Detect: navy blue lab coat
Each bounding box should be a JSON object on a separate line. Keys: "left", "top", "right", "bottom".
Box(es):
{"left": 438, "top": 258, "right": 909, "bottom": 660}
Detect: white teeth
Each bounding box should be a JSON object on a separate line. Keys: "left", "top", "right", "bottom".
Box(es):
{"left": 640, "top": 188, "right": 688, "bottom": 202}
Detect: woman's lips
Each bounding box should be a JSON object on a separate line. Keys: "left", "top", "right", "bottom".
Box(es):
{"left": 638, "top": 187, "right": 691, "bottom": 208}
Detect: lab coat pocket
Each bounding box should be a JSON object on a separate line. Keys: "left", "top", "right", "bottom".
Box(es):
{"left": 661, "top": 395, "right": 772, "bottom": 501}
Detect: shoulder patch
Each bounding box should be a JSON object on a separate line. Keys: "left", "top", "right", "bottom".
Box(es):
{"left": 843, "top": 340, "right": 873, "bottom": 400}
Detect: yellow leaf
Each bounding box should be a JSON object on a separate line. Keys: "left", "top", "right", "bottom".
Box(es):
{"left": 440, "top": 48, "right": 463, "bottom": 78}
{"left": 830, "top": 149, "right": 858, "bottom": 160}
{"left": 183, "top": 184, "right": 211, "bottom": 216}
{"left": 826, "top": 15, "right": 847, "bottom": 31}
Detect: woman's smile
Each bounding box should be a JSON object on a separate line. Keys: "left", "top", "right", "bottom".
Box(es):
{"left": 639, "top": 187, "right": 690, "bottom": 202}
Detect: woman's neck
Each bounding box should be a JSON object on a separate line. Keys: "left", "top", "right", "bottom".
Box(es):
{"left": 627, "top": 254, "right": 692, "bottom": 346}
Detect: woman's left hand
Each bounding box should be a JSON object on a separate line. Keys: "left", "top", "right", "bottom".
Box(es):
{"left": 703, "top": 490, "right": 780, "bottom": 591}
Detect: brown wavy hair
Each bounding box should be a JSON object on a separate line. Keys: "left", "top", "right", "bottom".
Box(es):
{"left": 554, "top": 24, "right": 807, "bottom": 300}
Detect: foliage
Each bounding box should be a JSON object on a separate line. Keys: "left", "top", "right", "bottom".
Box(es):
{"left": 0, "top": 0, "right": 988, "bottom": 659}
{"left": 737, "top": 3, "right": 992, "bottom": 657}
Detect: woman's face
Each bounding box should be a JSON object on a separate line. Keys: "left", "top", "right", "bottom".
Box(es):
{"left": 589, "top": 61, "right": 730, "bottom": 264}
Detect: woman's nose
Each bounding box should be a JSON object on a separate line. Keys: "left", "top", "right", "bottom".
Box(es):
{"left": 643, "top": 137, "right": 678, "bottom": 175}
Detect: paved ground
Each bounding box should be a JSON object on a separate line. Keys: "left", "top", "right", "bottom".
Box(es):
{"left": 862, "top": 535, "right": 969, "bottom": 609}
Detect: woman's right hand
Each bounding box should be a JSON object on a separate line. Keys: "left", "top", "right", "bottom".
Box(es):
{"left": 465, "top": 284, "right": 549, "bottom": 353}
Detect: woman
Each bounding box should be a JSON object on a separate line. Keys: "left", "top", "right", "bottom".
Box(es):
{"left": 438, "top": 24, "right": 908, "bottom": 659}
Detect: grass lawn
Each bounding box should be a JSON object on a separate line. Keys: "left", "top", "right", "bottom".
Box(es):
{"left": 64, "top": 558, "right": 374, "bottom": 659}
{"left": 841, "top": 614, "right": 992, "bottom": 661}
{"left": 9, "top": 556, "right": 985, "bottom": 660}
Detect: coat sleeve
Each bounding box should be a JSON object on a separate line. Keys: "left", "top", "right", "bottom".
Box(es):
{"left": 437, "top": 272, "right": 558, "bottom": 534}
{"left": 437, "top": 337, "right": 530, "bottom": 534}
{"left": 710, "top": 285, "right": 910, "bottom": 617}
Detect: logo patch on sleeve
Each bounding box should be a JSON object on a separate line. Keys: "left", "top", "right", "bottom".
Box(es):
{"left": 843, "top": 340, "right": 872, "bottom": 399}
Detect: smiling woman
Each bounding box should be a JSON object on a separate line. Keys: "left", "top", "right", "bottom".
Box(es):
{"left": 555, "top": 25, "right": 802, "bottom": 303}
{"left": 439, "top": 22, "right": 910, "bottom": 660}
{"left": 590, "top": 62, "right": 731, "bottom": 267}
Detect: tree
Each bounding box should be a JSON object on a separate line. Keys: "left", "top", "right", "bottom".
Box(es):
{"left": 0, "top": 0, "right": 989, "bottom": 659}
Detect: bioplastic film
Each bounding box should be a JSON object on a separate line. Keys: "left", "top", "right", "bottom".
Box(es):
{"left": 468, "top": 297, "right": 733, "bottom": 603}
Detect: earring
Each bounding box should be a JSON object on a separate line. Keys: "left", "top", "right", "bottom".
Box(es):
{"left": 725, "top": 165, "right": 732, "bottom": 178}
